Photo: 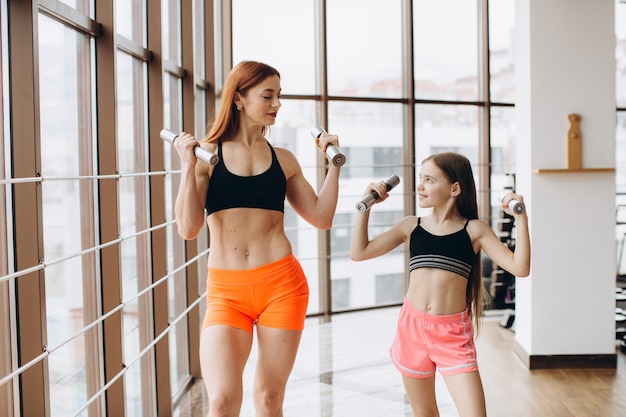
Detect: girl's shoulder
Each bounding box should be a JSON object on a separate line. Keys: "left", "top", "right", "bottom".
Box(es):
{"left": 465, "top": 217, "right": 493, "bottom": 238}
{"left": 395, "top": 215, "right": 419, "bottom": 236}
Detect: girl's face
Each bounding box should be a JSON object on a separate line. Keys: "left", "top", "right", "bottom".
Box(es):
{"left": 237, "top": 75, "right": 282, "bottom": 127}
{"left": 417, "top": 160, "right": 457, "bottom": 208}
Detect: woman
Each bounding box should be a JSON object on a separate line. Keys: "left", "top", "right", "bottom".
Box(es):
{"left": 173, "top": 61, "right": 341, "bottom": 417}
{"left": 350, "top": 152, "right": 530, "bottom": 417}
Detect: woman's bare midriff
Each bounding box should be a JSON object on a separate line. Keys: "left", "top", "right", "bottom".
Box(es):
{"left": 206, "top": 208, "right": 292, "bottom": 270}
{"left": 405, "top": 269, "right": 469, "bottom": 315}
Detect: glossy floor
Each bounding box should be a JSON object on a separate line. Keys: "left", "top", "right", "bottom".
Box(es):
{"left": 174, "top": 307, "right": 626, "bottom": 417}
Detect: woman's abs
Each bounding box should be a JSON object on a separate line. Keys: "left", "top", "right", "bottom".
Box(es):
{"left": 206, "top": 209, "right": 292, "bottom": 269}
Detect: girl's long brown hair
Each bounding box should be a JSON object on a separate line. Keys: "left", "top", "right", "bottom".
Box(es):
{"left": 423, "top": 152, "right": 490, "bottom": 333}
{"left": 202, "top": 61, "right": 280, "bottom": 143}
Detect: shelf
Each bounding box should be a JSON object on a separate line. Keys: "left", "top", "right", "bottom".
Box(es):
{"left": 534, "top": 167, "right": 615, "bottom": 174}
{"left": 534, "top": 115, "right": 615, "bottom": 174}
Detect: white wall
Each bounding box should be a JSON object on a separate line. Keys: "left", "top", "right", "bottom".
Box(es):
{"left": 515, "top": 0, "right": 616, "bottom": 356}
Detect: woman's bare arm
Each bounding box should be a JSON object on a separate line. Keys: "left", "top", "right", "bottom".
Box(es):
{"left": 281, "top": 148, "right": 340, "bottom": 230}
{"left": 173, "top": 132, "right": 211, "bottom": 239}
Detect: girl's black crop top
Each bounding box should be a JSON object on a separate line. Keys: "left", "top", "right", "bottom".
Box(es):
{"left": 205, "top": 140, "right": 286, "bottom": 215}
{"left": 409, "top": 217, "right": 476, "bottom": 279}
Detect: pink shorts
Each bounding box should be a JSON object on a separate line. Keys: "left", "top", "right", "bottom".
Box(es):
{"left": 203, "top": 254, "right": 309, "bottom": 333}
{"left": 390, "top": 298, "right": 478, "bottom": 378}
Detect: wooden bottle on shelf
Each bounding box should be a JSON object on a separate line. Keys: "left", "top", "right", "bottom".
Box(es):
{"left": 567, "top": 113, "right": 582, "bottom": 170}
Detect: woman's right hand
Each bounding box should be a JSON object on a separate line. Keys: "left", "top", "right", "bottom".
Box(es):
{"left": 173, "top": 132, "right": 200, "bottom": 166}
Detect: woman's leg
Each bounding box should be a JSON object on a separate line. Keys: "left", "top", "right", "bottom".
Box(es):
{"left": 402, "top": 374, "right": 440, "bottom": 417}
{"left": 252, "top": 325, "right": 303, "bottom": 417}
{"left": 443, "top": 371, "right": 487, "bottom": 417}
{"left": 199, "top": 325, "right": 253, "bottom": 417}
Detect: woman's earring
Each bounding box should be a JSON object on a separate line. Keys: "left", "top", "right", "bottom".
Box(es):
{"left": 236, "top": 104, "right": 243, "bottom": 111}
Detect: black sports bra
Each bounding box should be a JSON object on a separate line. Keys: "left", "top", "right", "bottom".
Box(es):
{"left": 409, "top": 217, "right": 476, "bottom": 279}
{"left": 205, "top": 140, "right": 287, "bottom": 215}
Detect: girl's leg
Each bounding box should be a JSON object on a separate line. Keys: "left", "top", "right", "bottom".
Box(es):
{"left": 253, "top": 325, "right": 303, "bottom": 417}
{"left": 402, "top": 374, "right": 440, "bottom": 417}
{"left": 443, "top": 371, "right": 487, "bottom": 417}
{"left": 199, "top": 325, "right": 253, "bottom": 417}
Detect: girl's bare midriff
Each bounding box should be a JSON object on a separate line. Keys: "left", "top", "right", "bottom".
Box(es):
{"left": 206, "top": 207, "right": 292, "bottom": 270}
{"left": 406, "top": 269, "right": 469, "bottom": 315}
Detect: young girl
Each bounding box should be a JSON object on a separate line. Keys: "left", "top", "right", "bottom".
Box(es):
{"left": 350, "top": 152, "right": 530, "bottom": 417}
{"left": 173, "top": 61, "right": 341, "bottom": 417}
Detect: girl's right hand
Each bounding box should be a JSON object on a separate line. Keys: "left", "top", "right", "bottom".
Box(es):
{"left": 364, "top": 181, "right": 389, "bottom": 204}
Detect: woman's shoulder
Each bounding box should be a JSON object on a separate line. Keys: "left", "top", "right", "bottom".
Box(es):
{"left": 272, "top": 144, "right": 296, "bottom": 158}
{"left": 272, "top": 145, "right": 300, "bottom": 174}
{"left": 199, "top": 141, "right": 218, "bottom": 154}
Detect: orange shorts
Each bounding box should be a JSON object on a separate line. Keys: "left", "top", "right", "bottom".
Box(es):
{"left": 202, "top": 254, "right": 309, "bottom": 333}
{"left": 390, "top": 298, "right": 478, "bottom": 378}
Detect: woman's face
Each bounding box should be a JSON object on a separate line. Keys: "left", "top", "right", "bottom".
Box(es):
{"left": 237, "top": 75, "right": 282, "bottom": 127}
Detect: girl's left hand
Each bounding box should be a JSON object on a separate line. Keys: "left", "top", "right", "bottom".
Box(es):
{"left": 501, "top": 192, "right": 526, "bottom": 215}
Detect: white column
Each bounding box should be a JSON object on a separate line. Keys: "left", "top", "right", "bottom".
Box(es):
{"left": 514, "top": 0, "right": 617, "bottom": 367}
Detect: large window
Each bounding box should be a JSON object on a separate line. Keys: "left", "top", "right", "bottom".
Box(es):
{"left": 232, "top": 0, "right": 316, "bottom": 95}
{"left": 327, "top": 0, "right": 403, "bottom": 98}
{"left": 230, "top": 0, "right": 514, "bottom": 313}
{"left": 488, "top": 0, "right": 516, "bottom": 224}
{"left": 38, "top": 13, "right": 102, "bottom": 417}
{"left": 232, "top": 0, "right": 515, "bottom": 313}
{"left": 489, "top": 0, "right": 516, "bottom": 103}
{"left": 328, "top": 101, "right": 405, "bottom": 310}
{"left": 161, "top": 0, "right": 192, "bottom": 399}
{"left": 116, "top": 50, "right": 155, "bottom": 416}
{"left": 0, "top": 0, "right": 209, "bottom": 415}
{"left": 414, "top": 0, "right": 479, "bottom": 101}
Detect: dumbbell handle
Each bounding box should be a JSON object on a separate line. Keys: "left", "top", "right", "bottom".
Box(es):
{"left": 310, "top": 126, "right": 346, "bottom": 167}
{"left": 160, "top": 129, "right": 219, "bottom": 166}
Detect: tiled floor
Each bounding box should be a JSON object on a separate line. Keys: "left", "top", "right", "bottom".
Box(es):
{"left": 174, "top": 301, "right": 626, "bottom": 417}
{"left": 173, "top": 307, "right": 504, "bottom": 417}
